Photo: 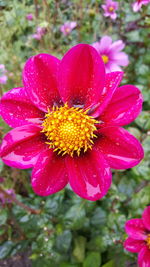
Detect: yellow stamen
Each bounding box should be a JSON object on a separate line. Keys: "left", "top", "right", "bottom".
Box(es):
{"left": 42, "top": 103, "right": 98, "bottom": 156}
{"left": 108, "top": 6, "right": 114, "bottom": 12}
{"left": 101, "top": 55, "right": 109, "bottom": 64}
{"left": 146, "top": 234, "right": 150, "bottom": 249}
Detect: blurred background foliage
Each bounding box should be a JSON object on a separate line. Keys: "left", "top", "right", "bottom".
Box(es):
{"left": 0, "top": 0, "right": 150, "bottom": 266}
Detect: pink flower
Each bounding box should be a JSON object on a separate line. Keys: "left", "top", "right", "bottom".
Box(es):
{"left": 0, "top": 44, "right": 144, "bottom": 201}
{"left": 102, "top": 0, "right": 119, "bottom": 20}
{"left": 124, "top": 206, "right": 150, "bottom": 267}
{"left": 26, "top": 13, "right": 34, "bottom": 20}
{"left": 0, "top": 189, "right": 15, "bottom": 204}
{"left": 92, "top": 36, "right": 129, "bottom": 73}
{"left": 32, "top": 27, "right": 47, "bottom": 40}
{"left": 132, "top": 0, "right": 150, "bottom": 12}
{"left": 60, "top": 21, "right": 77, "bottom": 36}
{"left": 0, "top": 64, "right": 8, "bottom": 84}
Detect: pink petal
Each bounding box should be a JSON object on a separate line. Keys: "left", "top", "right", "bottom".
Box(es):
{"left": 23, "top": 54, "right": 61, "bottom": 112}
{"left": 138, "top": 246, "right": 150, "bottom": 267}
{"left": 92, "top": 71, "right": 123, "bottom": 117}
{"left": 0, "top": 87, "right": 44, "bottom": 128}
{"left": 58, "top": 44, "right": 105, "bottom": 109}
{"left": 32, "top": 149, "right": 68, "bottom": 196}
{"left": 106, "top": 62, "right": 122, "bottom": 72}
{"left": 142, "top": 206, "right": 150, "bottom": 231}
{"left": 125, "top": 219, "right": 147, "bottom": 240}
{"left": 112, "top": 52, "right": 129, "bottom": 66}
{"left": 110, "top": 40, "right": 125, "bottom": 52}
{"left": 96, "top": 127, "right": 144, "bottom": 169}
{"left": 0, "top": 125, "right": 46, "bottom": 169}
{"left": 66, "top": 150, "right": 112, "bottom": 201}
{"left": 99, "top": 36, "right": 112, "bottom": 51}
{"left": 100, "top": 85, "right": 143, "bottom": 126}
{"left": 124, "top": 237, "right": 145, "bottom": 253}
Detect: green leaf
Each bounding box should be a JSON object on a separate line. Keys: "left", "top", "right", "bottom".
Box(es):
{"left": 83, "top": 252, "right": 101, "bottom": 267}
{"left": 73, "top": 236, "right": 86, "bottom": 262}
{"left": 102, "top": 260, "right": 115, "bottom": 267}
{"left": 0, "top": 241, "right": 14, "bottom": 259}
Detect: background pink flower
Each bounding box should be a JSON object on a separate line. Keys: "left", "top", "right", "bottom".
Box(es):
{"left": 92, "top": 36, "right": 129, "bottom": 73}
{"left": 0, "top": 64, "right": 8, "bottom": 84}
{"left": 26, "top": 13, "right": 34, "bottom": 20}
{"left": 102, "top": 0, "right": 119, "bottom": 20}
{"left": 132, "top": 0, "right": 150, "bottom": 12}
{"left": 32, "top": 26, "right": 47, "bottom": 40}
{"left": 0, "top": 44, "right": 144, "bottom": 201}
{"left": 124, "top": 206, "right": 150, "bottom": 267}
{"left": 60, "top": 21, "right": 77, "bottom": 36}
{"left": 0, "top": 189, "right": 16, "bottom": 205}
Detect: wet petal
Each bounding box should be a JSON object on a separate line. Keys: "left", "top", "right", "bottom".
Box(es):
{"left": 125, "top": 219, "right": 147, "bottom": 240}
{"left": 92, "top": 71, "right": 123, "bottom": 117}
{"left": 0, "top": 87, "right": 44, "bottom": 128}
{"left": 23, "top": 53, "right": 61, "bottom": 112}
{"left": 58, "top": 44, "right": 105, "bottom": 109}
{"left": 0, "top": 125, "right": 46, "bottom": 169}
{"left": 100, "top": 85, "right": 143, "bottom": 126}
{"left": 32, "top": 149, "right": 68, "bottom": 196}
{"left": 66, "top": 150, "right": 112, "bottom": 201}
{"left": 142, "top": 206, "right": 150, "bottom": 231}
{"left": 138, "top": 246, "right": 150, "bottom": 267}
{"left": 96, "top": 127, "right": 144, "bottom": 169}
{"left": 124, "top": 237, "right": 145, "bottom": 253}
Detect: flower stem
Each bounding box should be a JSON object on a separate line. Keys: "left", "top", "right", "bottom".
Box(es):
{"left": 0, "top": 186, "right": 41, "bottom": 214}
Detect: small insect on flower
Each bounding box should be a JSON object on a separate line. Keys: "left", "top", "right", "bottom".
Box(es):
{"left": 124, "top": 206, "right": 150, "bottom": 267}
{"left": 0, "top": 44, "right": 144, "bottom": 201}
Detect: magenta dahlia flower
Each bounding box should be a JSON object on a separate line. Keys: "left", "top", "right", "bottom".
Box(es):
{"left": 0, "top": 44, "right": 144, "bottom": 201}
{"left": 102, "top": 0, "right": 119, "bottom": 20}
{"left": 60, "top": 21, "right": 77, "bottom": 36}
{"left": 132, "top": 0, "right": 150, "bottom": 12}
{"left": 92, "top": 36, "right": 129, "bottom": 73}
{"left": 124, "top": 206, "right": 150, "bottom": 267}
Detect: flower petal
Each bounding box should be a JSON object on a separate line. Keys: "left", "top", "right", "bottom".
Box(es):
{"left": 0, "top": 125, "right": 46, "bottom": 169}
{"left": 58, "top": 44, "right": 105, "bottom": 109}
{"left": 124, "top": 237, "right": 145, "bottom": 253}
{"left": 111, "top": 52, "right": 129, "bottom": 66}
{"left": 125, "top": 219, "right": 147, "bottom": 240}
{"left": 110, "top": 40, "right": 125, "bottom": 52}
{"left": 138, "top": 246, "right": 150, "bottom": 267}
{"left": 142, "top": 206, "right": 150, "bottom": 231}
{"left": 23, "top": 54, "right": 61, "bottom": 112}
{"left": 32, "top": 149, "right": 68, "bottom": 196}
{"left": 92, "top": 71, "right": 123, "bottom": 117}
{"left": 0, "top": 87, "right": 44, "bottom": 128}
{"left": 100, "top": 85, "right": 143, "bottom": 126}
{"left": 66, "top": 150, "right": 112, "bottom": 201}
{"left": 96, "top": 127, "right": 144, "bottom": 169}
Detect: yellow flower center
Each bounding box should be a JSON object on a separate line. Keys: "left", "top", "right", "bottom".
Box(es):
{"left": 42, "top": 104, "right": 98, "bottom": 156}
{"left": 146, "top": 234, "right": 150, "bottom": 249}
{"left": 108, "top": 6, "right": 114, "bottom": 12}
{"left": 101, "top": 55, "right": 109, "bottom": 64}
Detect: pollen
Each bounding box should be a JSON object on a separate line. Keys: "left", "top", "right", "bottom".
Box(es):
{"left": 42, "top": 104, "right": 98, "bottom": 156}
{"left": 102, "top": 55, "right": 109, "bottom": 64}
{"left": 108, "top": 6, "right": 114, "bottom": 12}
{"left": 146, "top": 234, "right": 150, "bottom": 249}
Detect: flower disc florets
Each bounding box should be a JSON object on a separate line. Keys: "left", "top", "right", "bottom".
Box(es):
{"left": 42, "top": 104, "right": 97, "bottom": 156}
{"left": 146, "top": 234, "right": 150, "bottom": 249}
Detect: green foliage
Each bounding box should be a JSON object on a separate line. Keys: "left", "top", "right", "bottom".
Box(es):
{"left": 0, "top": 0, "right": 150, "bottom": 266}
